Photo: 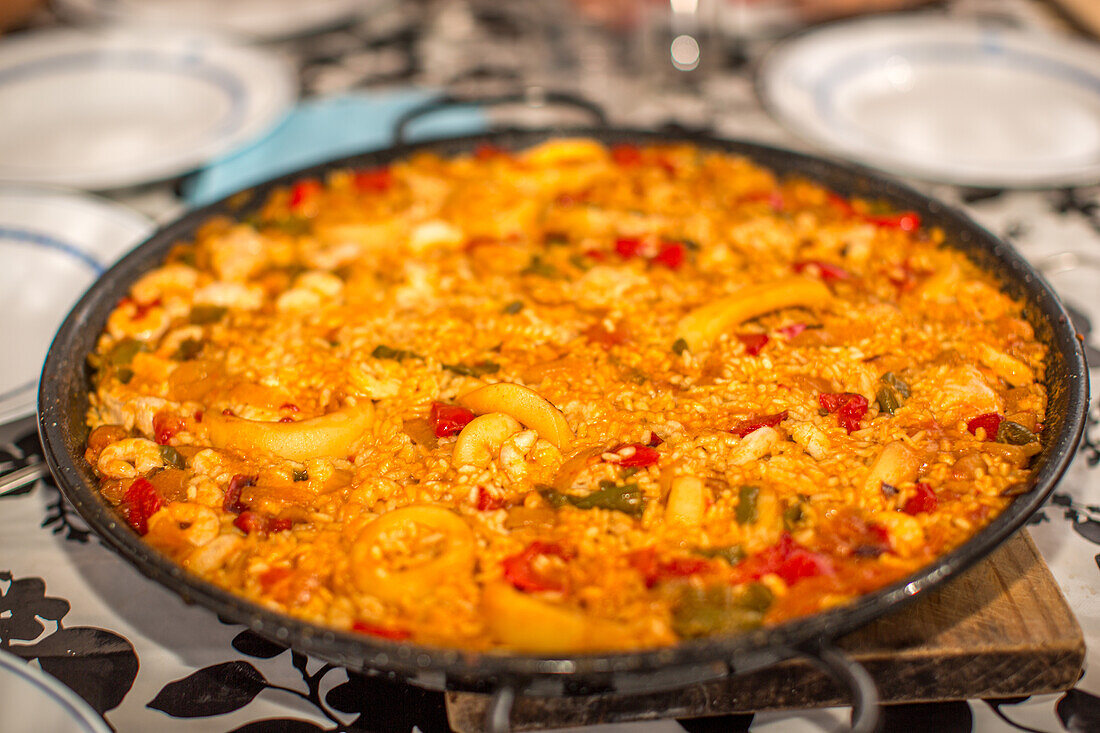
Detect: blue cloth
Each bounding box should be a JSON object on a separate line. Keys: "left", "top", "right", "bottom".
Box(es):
{"left": 183, "top": 89, "right": 486, "bottom": 207}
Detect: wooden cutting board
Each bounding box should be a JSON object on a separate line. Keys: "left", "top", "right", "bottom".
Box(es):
{"left": 447, "top": 530, "right": 1082, "bottom": 731}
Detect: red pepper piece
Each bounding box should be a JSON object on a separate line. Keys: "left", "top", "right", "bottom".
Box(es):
{"left": 903, "top": 483, "right": 939, "bottom": 515}
{"left": 259, "top": 567, "right": 292, "bottom": 589}
{"left": 354, "top": 167, "right": 392, "bottom": 192}
{"left": 429, "top": 402, "right": 476, "bottom": 438}
{"left": 223, "top": 474, "right": 255, "bottom": 514}
{"left": 629, "top": 549, "right": 712, "bottom": 588}
{"left": 868, "top": 523, "right": 891, "bottom": 547}
{"left": 133, "top": 297, "right": 162, "bottom": 319}
{"left": 793, "top": 260, "right": 851, "bottom": 283}
{"left": 352, "top": 621, "right": 412, "bottom": 641}
{"left": 742, "top": 190, "right": 785, "bottom": 211}
{"left": 777, "top": 547, "right": 835, "bottom": 585}
{"left": 731, "top": 411, "right": 789, "bottom": 438}
{"left": 653, "top": 241, "right": 685, "bottom": 270}
{"left": 614, "top": 237, "right": 644, "bottom": 258}
{"left": 966, "top": 412, "right": 1002, "bottom": 439}
{"left": 887, "top": 260, "right": 925, "bottom": 293}
{"left": 270, "top": 518, "right": 294, "bottom": 533}
{"left": 584, "top": 323, "right": 628, "bottom": 347}
{"left": 646, "top": 432, "right": 664, "bottom": 447}
{"left": 502, "top": 542, "right": 571, "bottom": 593}
{"left": 122, "top": 477, "right": 163, "bottom": 536}
{"left": 152, "top": 411, "right": 184, "bottom": 445}
{"left": 611, "top": 144, "right": 643, "bottom": 166}
{"left": 776, "top": 323, "right": 807, "bottom": 339}
{"left": 233, "top": 510, "right": 271, "bottom": 535}
{"left": 865, "top": 211, "right": 921, "bottom": 232}
{"left": 732, "top": 532, "right": 835, "bottom": 587}
{"left": 584, "top": 248, "right": 608, "bottom": 262}
{"left": 819, "top": 392, "right": 869, "bottom": 433}
{"left": 852, "top": 523, "right": 893, "bottom": 558}
{"left": 280, "top": 403, "right": 300, "bottom": 412}
{"left": 826, "top": 192, "right": 856, "bottom": 217}
{"left": 612, "top": 444, "right": 660, "bottom": 467}
{"left": 736, "top": 332, "right": 770, "bottom": 356}
{"left": 288, "top": 179, "right": 322, "bottom": 209}
{"left": 476, "top": 486, "right": 504, "bottom": 511}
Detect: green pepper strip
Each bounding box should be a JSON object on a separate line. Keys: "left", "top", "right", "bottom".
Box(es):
{"left": 540, "top": 480, "right": 647, "bottom": 519}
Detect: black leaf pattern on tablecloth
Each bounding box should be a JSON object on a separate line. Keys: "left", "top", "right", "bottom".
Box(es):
{"left": 40, "top": 475, "right": 93, "bottom": 543}
{"left": 1056, "top": 688, "right": 1100, "bottom": 732}
{"left": 149, "top": 660, "right": 269, "bottom": 717}
{"left": 984, "top": 697, "right": 1047, "bottom": 733}
{"left": 0, "top": 571, "right": 138, "bottom": 717}
{"left": 677, "top": 712, "right": 754, "bottom": 732}
{"left": 1084, "top": 400, "right": 1099, "bottom": 468}
{"left": 0, "top": 422, "right": 92, "bottom": 542}
{"left": 960, "top": 188, "right": 1007, "bottom": 204}
{"left": 1051, "top": 189, "right": 1100, "bottom": 235}
{"left": 229, "top": 719, "right": 327, "bottom": 732}
{"left": 1049, "top": 494, "right": 1100, "bottom": 545}
{"left": 0, "top": 574, "right": 69, "bottom": 641}
{"left": 1027, "top": 511, "right": 1049, "bottom": 526}
{"left": 21, "top": 627, "right": 139, "bottom": 715}
{"left": 324, "top": 672, "right": 448, "bottom": 731}
{"left": 157, "top": 632, "right": 451, "bottom": 731}
{"left": 879, "top": 700, "right": 973, "bottom": 731}
{"left": 232, "top": 629, "right": 289, "bottom": 659}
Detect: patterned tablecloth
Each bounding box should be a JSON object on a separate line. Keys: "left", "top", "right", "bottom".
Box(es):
{"left": 2, "top": 1, "right": 1100, "bottom": 731}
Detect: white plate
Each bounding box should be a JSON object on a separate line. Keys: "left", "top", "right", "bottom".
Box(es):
{"left": 0, "top": 186, "right": 152, "bottom": 424}
{"left": 55, "top": 0, "right": 374, "bottom": 40}
{"left": 0, "top": 28, "right": 295, "bottom": 190}
{"left": 0, "top": 650, "right": 111, "bottom": 733}
{"left": 758, "top": 16, "right": 1100, "bottom": 187}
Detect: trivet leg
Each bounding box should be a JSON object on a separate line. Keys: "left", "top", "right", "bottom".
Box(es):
{"left": 485, "top": 685, "right": 516, "bottom": 733}
{"left": 796, "top": 642, "right": 880, "bottom": 733}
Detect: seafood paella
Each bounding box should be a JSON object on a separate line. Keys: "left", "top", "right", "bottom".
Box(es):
{"left": 83, "top": 139, "right": 1048, "bottom": 652}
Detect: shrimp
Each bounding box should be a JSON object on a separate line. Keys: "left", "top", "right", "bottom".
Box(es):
{"left": 106, "top": 300, "right": 170, "bottom": 342}
{"left": 498, "top": 429, "right": 538, "bottom": 482}
{"left": 184, "top": 534, "right": 243, "bottom": 574}
{"left": 131, "top": 264, "right": 200, "bottom": 304}
{"left": 97, "top": 438, "right": 164, "bottom": 478}
{"left": 210, "top": 225, "right": 269, "bottom": 281}
{"left": 295, "top": 270, "right": 344, "bottom": 298}
{"left": 147, "top": 502, "right": 220, "bottom": 547}
{"left": 276, "top": 288, "right": 323, "bottom": 312}
{"left": 193, "top": 281, "right": 264, "bottom": 310}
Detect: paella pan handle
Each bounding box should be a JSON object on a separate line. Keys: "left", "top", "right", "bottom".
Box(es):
{"left": 392, "top": 88, "right": 609, "bottom": 147}
{"left": 794, "top": 641, "right": 880, "bottom": 733}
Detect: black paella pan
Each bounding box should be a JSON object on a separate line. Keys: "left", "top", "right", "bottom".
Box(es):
{"left": 37, "top": 94, "right": 1089, "bottom": 731}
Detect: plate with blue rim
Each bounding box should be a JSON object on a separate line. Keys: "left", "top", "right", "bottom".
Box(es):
{"left": 0, "top": 649, "right": 111, "bottom": 733}
{"left": 758, "top": 15, "right": 1100, "bottom": 187}
{"left": 54, "top": 0, "right": 386, "bottom": 41}
{"left": 0, "top": 185, "right": 152, "bottom": 425}
{"left": 0, "top": 26, "right": 295, "bottom": 191}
